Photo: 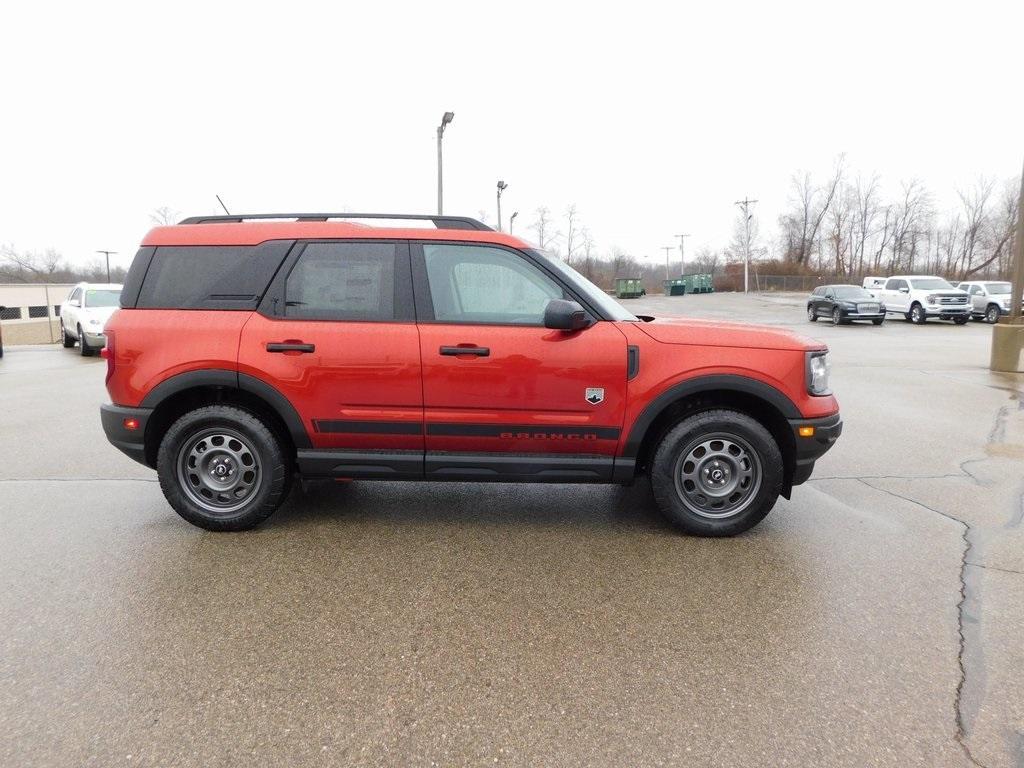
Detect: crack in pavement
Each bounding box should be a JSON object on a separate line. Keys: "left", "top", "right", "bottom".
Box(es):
{"left": 965, "top": 562, "right": 1024, "bottom": 577}
{"left": 858, "top": 478, "right": 988, "bottom": 768}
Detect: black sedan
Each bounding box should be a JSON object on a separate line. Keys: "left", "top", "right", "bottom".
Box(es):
{"left": 807, "top": 285, "right": 886, "bottom": 325}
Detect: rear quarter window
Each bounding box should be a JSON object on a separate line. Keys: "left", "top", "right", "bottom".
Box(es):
{"left": 135, "top": 242, "right": 292, "bottom": 310}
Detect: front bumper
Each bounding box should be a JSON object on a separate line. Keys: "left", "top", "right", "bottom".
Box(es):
{"left": 100, "top": 403, "right": 153, "bottom": 466}
{"left": 839, "top": 309, "right": 885, "bottom": 320}
{"left": 83, "top": 329, "right": 107, "bottom": 347}
{"left": 788, "top": 413, "right": 842, "bottom": 486}
{"left": 923, "top": 305, "right": 970, "bottom": 319}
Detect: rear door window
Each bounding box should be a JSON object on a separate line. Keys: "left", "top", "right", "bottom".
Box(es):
{"left": 284, "top": 242, "right": 398, "bottom": 321}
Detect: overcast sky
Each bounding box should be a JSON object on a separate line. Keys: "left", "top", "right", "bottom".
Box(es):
{"left": 2, "top": 1, "right": 1021, "bottom": 273}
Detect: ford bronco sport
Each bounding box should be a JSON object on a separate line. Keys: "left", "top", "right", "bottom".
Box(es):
{"left": 100, "top": 213, "right": 841, "bottom": 535}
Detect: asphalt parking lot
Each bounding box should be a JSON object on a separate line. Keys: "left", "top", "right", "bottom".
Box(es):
{"left": 1, "top": 292, "right": 1022, "bottom": 767}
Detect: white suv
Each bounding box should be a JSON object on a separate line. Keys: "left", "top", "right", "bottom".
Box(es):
{"left": 876, "top": 275, "right": 970, "bottom": 325}
{"left": 957, "top": 280, "right": 1019, "bottom": 324}
{"left": 59, "top": 283, "right": 122, "bottom": 355}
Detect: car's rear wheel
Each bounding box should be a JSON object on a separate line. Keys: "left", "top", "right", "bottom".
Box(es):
{"left": 807, "top": 305, "right": 817, "bottom": 322}
{"left": 61, "top": 323, "right": 75, "bottom": 348}
{"left": 650, "top": 409, "right": 782, "bottom": 537}
{"left": 986, "top": 304, "right": 1000, "bottom": 324}
{"left": 157, "top": 405, "right": 291, "bottom": 531}
{"left": 78, "top": 325, "right": 94, "bottom": 356}
{"left": 910, "top": 303, "right": 926, "bottom": 324}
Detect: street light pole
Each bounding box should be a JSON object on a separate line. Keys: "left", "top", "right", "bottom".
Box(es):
{"left": 496, "top": 180, "right": 508, "bottom": 231}
{"left": 662, "top": 246, "right": 674, "bottom": 282}
{"left": 436, "top": 111, "right": 455, "bottom": 215}
{"left": 96, "top": 250, "right": 117, "bottom": 282}
{"left": 734, "top": 197, "right": 758, "bottom": 293}
{"left": 509, "top": 211, "right": 519, "bottom": 235}
{"left": 675, "top": 233, "right": 690, "bottom": 277}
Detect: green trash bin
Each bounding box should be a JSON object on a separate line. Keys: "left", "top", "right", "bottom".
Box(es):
{"left": 663, "top": 278, "right": 686, "bottom": 296}
{"left": 614, "top": 277, "right": 644, "bottom": 299}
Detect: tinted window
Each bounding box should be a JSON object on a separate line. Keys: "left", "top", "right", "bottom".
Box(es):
{"left": 285, "top": 242, "right": 396, "bottom": 321}
{"left": 884, "top": 279, "right": 900, "bottom": 290}
{"left": 137, "top": 244, "right": 288, "bottom": 310}
{"left": 424, "top": 244, "right": 563, "bottom": 325}
{"left": 84, "top": 289, "right": 121, "bottom": 308}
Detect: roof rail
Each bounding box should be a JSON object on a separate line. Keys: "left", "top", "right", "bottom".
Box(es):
{"left": 177, "top": 213, "right": 493, "bottom": 231}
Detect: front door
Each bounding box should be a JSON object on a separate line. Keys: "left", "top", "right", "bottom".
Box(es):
{"left": 412, "top": 242, "right": 628, "bottom": 479}
{"left": 238, "top": 240, "right": 423, "bottom": 472}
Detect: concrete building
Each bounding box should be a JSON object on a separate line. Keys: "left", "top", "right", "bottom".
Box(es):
{"left": 0, "top": 283, "right": 76, "bottom": 345}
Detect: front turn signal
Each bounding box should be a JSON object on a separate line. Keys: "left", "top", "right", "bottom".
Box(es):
{"left": 798, "top": 426, "right": 815, "bottom": 438}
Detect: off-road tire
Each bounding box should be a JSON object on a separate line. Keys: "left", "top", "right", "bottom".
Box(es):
{"left": 157, "top": 405, "right": 291, "bottom": 531}
{"left": 650, "top": 409, "right": 783, "bottom": 537}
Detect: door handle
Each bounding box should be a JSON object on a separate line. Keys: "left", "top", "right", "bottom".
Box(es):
{"left": 267, "top": 342, "right": 315, "bottom": 353}
{"left": 440, "top": 345, "right": 490, "bottom": 357}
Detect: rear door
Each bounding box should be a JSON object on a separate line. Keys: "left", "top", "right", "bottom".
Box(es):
{"left": 238, "top": 240, "right": 423, "bottom": 472}
{"left": 412, "top": 242, "right": 628, "bottom": 480}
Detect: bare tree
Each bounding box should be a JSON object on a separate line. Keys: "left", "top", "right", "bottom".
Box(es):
{"left": 530, "top": 206, "right": 558, "bottom": 252}
{"left": 150, "top": 206, "right": 180, "bottom": 226}
{"left": 0, "top": 245, "right": 65, "bottom": 281}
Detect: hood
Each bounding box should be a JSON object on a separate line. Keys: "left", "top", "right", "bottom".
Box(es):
{"left": 636, "top": 317, "right": 821, "bottom": 351}
{"left": 81, "top": 306, "right": 119, "bottom": 327}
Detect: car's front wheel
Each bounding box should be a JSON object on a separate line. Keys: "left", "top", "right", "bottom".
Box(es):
{"left": 61, "top": 323, "right": 75, "bottom": 348}
{"left": 986, "top": 305, "right": 1000, "bottom": 324}
{"left": 157, "top": 405, "right": 292, "bottom": 531}
{"left": 872, "top": 317, "right": 884, "bottom": 326}
{"left": 78, "top": 325, "right": 94, "bottom": 356}
{"left": 910, "top": 304, "right": 926, "bottom": 324}
{"left": 649, "top": 409, "right": 783, "bottom": 537}
{"left": 953, "top": 316, "right": 969, "bottom": 325}
{"left": 832, "top": 307, "right": 842, "bottom": 325}
{"left": 807, "top": 305, "right": 817, "bottom": 322}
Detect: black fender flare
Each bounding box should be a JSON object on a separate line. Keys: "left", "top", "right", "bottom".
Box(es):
{"left": 139, "top": 368, "right": 311, "bottom": 449}
{"left": 622, "top": 374, "right": 801, "bottom": 458}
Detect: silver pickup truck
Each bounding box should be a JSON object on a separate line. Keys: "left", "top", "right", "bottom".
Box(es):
{"left": 957, "top": 281, "right": 1020, "bottom": 324}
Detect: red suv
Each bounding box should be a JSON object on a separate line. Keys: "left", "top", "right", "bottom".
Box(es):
{"left": 101, "top": 213, "right": 841, "bottom": 535}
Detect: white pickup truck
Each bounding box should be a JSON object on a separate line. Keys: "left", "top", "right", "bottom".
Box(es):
{"left": 875, "top": 275, "right": 971, "bottom": 324}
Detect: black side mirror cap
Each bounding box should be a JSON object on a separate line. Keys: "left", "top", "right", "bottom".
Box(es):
{"left": 544, "top": 299, "right": 591, "bottom": 331}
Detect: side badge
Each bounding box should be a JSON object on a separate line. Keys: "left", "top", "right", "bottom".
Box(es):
{"left": 585, "top": 387, "right": 605, "bottom": 405}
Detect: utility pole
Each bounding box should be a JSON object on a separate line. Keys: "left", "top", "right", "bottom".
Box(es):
{"left": 1008, "top": 162, "right": 1024, "bottom": 324}
{"left": 496, "top": 180, "right": 508, "bottom": 231}
{"left": 661, "top": 246, "right": 674, "bottom": 282}
{"left": 734, "top": 197, "right": 758, "bottom": 293}
{"left": 436, "top": 111, "right": 455, "bottom": 215}
{"left": 675, "top": 233, "right": 690, "bottom": 277}
{"left": 96, "top": 250, "right": 117, "bottom": 283}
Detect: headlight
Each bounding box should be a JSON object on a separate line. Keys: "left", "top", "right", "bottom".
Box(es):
{"left": 807, "top": 351, "right": 831, "bottom": 396}
{"left": 87, "top": 318, "right": 102, "bottom": 326}
{"left": 926, "top": 294, "right": 937, "bottom": 304}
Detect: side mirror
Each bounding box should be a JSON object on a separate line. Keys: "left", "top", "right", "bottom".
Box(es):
{"left": 69, "top": 299, "right": 80, "bottom": 307}
{"left": 544, "top": 299, "right": 591, "bottom": 331}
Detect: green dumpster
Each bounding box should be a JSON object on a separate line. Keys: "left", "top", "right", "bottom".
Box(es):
{"left": 614, "top": 277, "right": 644, "bottom": 299}
{"left": 663, "top": 278, "right": 686, "bottom": 296}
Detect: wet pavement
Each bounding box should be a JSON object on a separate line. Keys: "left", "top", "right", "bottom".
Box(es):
{"left": 1, "top": 293, "right": 1021, "bottom": 767}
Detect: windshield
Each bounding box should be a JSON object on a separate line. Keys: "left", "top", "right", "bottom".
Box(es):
{"left": 834, "top": 287, "right": 874, "bottom": 300}
{"left": 985, "top": 282, "right": 1011, "bottom": 294}
{"left": 909, "top": 278, "right": 954, "bottom": 290}
{"left": 84, "top": 289, "right": 121, "bottom": 308}
{"left": 527, "top": 249, "right": 639, "bottom": 321}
